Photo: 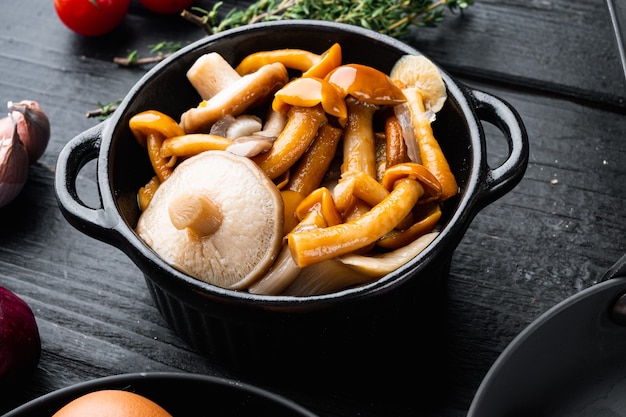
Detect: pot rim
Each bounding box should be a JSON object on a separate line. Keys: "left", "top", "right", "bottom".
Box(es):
{"left": 95, "top": 20, "right": 488, "bottom": 306}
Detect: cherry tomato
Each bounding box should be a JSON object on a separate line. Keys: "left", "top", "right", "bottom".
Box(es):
{"left": 54, "top": 0, "right": 130, "bottom": 37}
{"left": 138, "top": 0, "right": 195, "bottom": 14}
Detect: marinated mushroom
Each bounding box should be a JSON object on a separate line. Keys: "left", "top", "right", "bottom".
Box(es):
{"left": 249, "top": 194, "right": 339, "bottom": 296}
{"left": 390, "top": 55, "right": 458, "bottom": 200}
{"left": 186, "top": 52, "right": 243, "bottom": 100}
{"left": 236, "top": 47, "right": 322, "bottom": 75}
{"left": 136, "top": 150, "right": 284, "bottom": 290}
{"left": 384, "top": 112, "right": 407, "bottom": 168}
{"left": 210, "top": 114, "right": 262, "bottom": 139}
{"left": 132, "top": 45, "right": 457, "bottom": 296}
{"left": 248, "top": 244, "right": 301, "bottom": 295}
{"left": 226, "top": 109, "right": 288, "bottom": 158}
{"left": 180, "top": 62, "right": 289, "bottom": 133}
{"left": 251, "top": 105, "right": 327, "bottom": 180}
{"left": 287, "top": 178, "right": 425, "bottom": 268}
{"left": 325, "top": 63, "right": 406, "bottom": 105}
{"left": 283, "top": 231, "right": 439, "bottom": 296}
{"left": 272, "top": 76, "right": 348, "bottom": 125}
{"left": 130, "top": 110, "right": 185, "bottom": 183}
{"left": 390, "top": 55, "right": 447, "bottom": 113}
{"left": 159, "top": 133, "right": 233, "bottom": 158}
{"left": 235, "top": 43, "right": 342, "bottom": 79}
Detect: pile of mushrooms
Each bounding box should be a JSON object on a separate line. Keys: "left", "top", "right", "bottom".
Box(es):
{"left": 130, "top": 43, "right": 458, "bottom": 296}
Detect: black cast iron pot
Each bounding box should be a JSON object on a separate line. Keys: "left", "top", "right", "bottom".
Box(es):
{"left": 55, "top": 20, "right": 528, "bottom": 392}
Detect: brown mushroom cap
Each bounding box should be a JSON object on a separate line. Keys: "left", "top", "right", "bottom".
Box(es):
{"left": 136, "top": 150, "right": 284, "bottom": 290}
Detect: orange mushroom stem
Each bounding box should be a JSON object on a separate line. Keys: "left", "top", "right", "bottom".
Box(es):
{"left": 401, "top": 88, "right": 458, "bottom": 201}
{"left": 129, "top": 110, "right": 187, "bottom": 183}
{"left": 285, "top": 123, "right": 343, "bottom": 197}
{"left": 333, "top": 170, "right": 390, "bottom": 212}
{"left": 180, "top": 62, "right": 289, "bottom": 133}
{"left": 236, "top": 48, "right": 321, "bottom": 75}
{"left": 295, "top": 187, "right": 342, "bottom": 227}
{"left": 252, "top": 105, "right": 327, "bottom": 180}
{"left": 381, "top": 162, "right": 442, "bottom": 200}
{"left": 160, "top": 133, "right": 233, "bottom": 158}
{"left": 288, "top": 178, "right": 423, "bottom": 268}
{"left": 281, "top": 190, "right": 305, "bottom": 236}
{"left": 377, "top": 203, "right": 442, "bottom": 249}
{"left": 384, "top": 113, "right": 407, "bottom": 168}
{"left": 138, "top": 176, "right": 160, "bottom": 211}
{"left": 341, "top": 96, "right": 378, "bottom": 178}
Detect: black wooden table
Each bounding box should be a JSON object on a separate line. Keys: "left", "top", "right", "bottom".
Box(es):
{"left": 1, "top": 1, "right": 625, "bottom": 416}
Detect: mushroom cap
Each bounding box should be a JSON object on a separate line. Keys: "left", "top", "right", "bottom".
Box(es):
{"left": 136, "top": 150, "right": 284, "bottom": 290}
{"left": 389, "top": 55, "right": 447, "bottom": 113}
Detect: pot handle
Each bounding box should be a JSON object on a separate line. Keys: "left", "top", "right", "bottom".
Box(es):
{"left": 469, "top": 89, "right": 529, "bottom": 204}
{"left": 54, "top": 122, "right": 120, "bottom": 246}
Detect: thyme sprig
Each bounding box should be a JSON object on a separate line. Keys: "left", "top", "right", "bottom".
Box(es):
{"left": 86, "top": 100, "right": 121, "bottom": 120}
{"left": 113, "top": 41, "right": 182, "bottom": 67}
{"left": 183, "top": 0, "right": 473, "bottom": 39}
{"left": 98, "top": 0, "right": 472, "bottom": 119}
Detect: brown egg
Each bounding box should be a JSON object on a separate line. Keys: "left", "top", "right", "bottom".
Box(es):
{"left": 52, "top": 389, "right": 172, "bottom": 417}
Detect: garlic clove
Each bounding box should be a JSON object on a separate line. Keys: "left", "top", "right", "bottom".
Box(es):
{"left": 0, "top": 114, "right": 29, "bottom": 207}
{"left": 8, "top": 100, "right": 50, "bottom": 163}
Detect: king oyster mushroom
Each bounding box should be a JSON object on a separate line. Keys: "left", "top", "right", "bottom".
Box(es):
{"left": 136, "top": 150, "right": 284, "bottom": 290}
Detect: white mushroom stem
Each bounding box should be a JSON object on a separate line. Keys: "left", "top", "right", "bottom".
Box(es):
{"left": 180, "top": 63, "right": 289, "bottom": 133}
{"left": 281, "top": 259, "right": 374, "bottom": 296}
{"left": 211, "top": 114, "right": 263, "bottom": 139}
{"left": 259, "top": 108, "right": 288, "bottom": 138}
{"left": 168, "top": 191, "right": 223, "bottom": 237}
{"left": 338, "top": 231, "right": 439, "bottom": 277}
{"left": 227, "top": 137, "right": 274, "bottom": 157}
{"left": 248, "top": 244, "right": 301, "bottom": 295}
{"left": 393, "top": 102, "right": 421, "bottom": 163}
{"left": 186, "top": 52, "right": 242, "bottom": 100}
{"left": 225, "top": 109, "right": 288, "bottom": 157}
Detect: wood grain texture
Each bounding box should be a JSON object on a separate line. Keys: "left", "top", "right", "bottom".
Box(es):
{"left": 412, "top": 0, "right": 626, "bottom": 111}
{"left": 0, "top": 0, "right": 625, "bottom": 416}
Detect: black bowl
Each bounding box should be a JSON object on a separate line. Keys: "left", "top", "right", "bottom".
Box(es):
{"left": 55, "top": 20, "right": 528, "bottom": 391}
{"left": 1, "top": 372, "right": 318, "bottom": 417}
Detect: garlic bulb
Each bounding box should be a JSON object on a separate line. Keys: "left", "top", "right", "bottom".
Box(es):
{"left": 8, "top": 100, "right": 50, "bottom": 163}
{"left": 0, "top": 114, "right": 29, "bottom": 207}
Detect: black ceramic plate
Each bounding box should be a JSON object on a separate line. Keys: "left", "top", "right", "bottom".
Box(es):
{"left": 607, "top": 0, "right": 626, "bottom": 78}
{"left": 468, "top": 273, "right": 626, "bottom": 417}
{"left": 1, "top": 372, "right": 318, "bottom": 417}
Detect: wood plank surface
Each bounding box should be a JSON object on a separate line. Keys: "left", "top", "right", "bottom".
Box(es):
{"left": 0, "top": 0, "right": 625, "bottom": 416}
{"left": 413, "top": 0, "right": 626, "bottom": 111}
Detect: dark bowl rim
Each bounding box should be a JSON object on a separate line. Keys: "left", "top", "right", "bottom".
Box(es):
{"left": 1, "top": 371, "right": 318, "bottom": 417}
{"left": 97, "top": 20, "right": 485, "bottom": 305}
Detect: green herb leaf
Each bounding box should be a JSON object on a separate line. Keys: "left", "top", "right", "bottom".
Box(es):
{"left": 186, "top": 0, "right": 473, "bottom": 38}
